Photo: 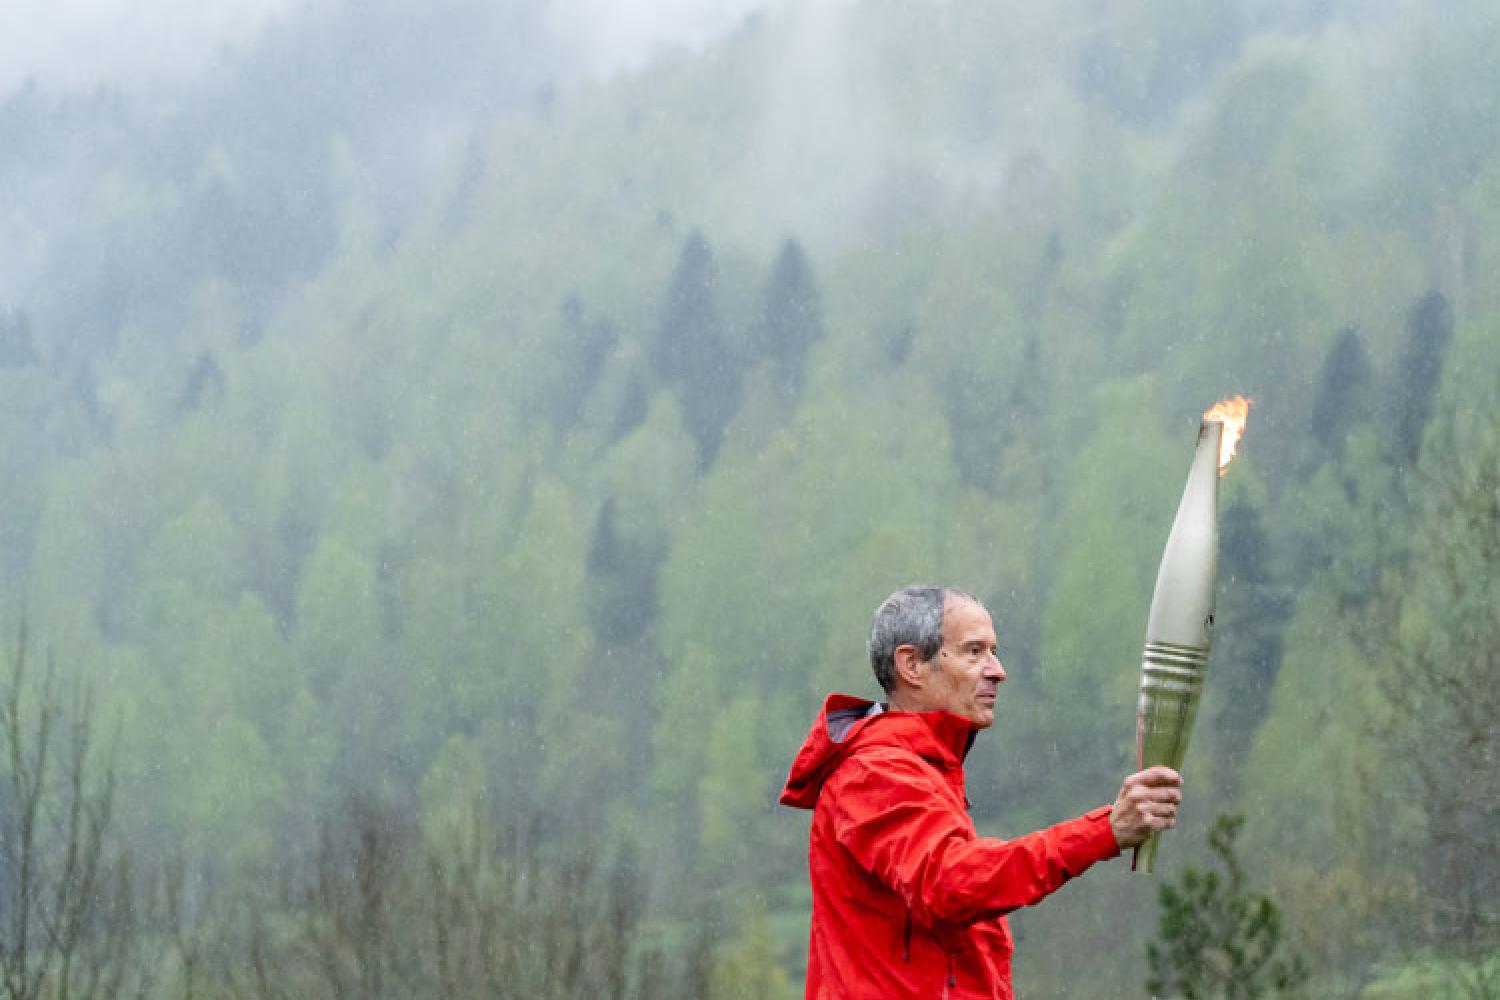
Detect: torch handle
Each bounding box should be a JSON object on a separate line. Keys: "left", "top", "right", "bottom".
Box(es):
{"left": 1134, "top": 831, "right": 1161, "bottom": 873}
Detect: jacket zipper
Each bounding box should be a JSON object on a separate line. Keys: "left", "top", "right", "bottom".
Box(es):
{"left": 902, "top": 910, "right": 959, "bottom": 998}
{"left": 902, "top": 907, "right": 957, "bottom": 998}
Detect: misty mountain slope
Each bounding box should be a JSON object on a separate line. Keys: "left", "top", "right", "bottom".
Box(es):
{"left": 2, "top": 0, "right": 562, "bottom": 372}
{"left": 1, "top": 1, "right": 1498, "bottom": 996}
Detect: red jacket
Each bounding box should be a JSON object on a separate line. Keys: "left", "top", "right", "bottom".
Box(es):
{"left": 780, "top": 694, "right": 1120, "bottom": 999}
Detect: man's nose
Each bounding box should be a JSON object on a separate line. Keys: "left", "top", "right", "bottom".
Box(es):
{"left": 985, "top": 654, "right": 1006, "bottom": 683}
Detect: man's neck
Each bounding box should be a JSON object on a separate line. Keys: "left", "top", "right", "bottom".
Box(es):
{"left": 886, "top": 691, "right": 929, "bottom": 714}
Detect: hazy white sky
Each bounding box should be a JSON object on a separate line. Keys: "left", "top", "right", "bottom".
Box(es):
{"left": 0, "top": 0, "right": 781, "bottom": 95}
{"left": 549, "top": 0, "right": 770, "bottom": 77}
{"left": 0, "top": 0, "right": 298, "bottom": 93}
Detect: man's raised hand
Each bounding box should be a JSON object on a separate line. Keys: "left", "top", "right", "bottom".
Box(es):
{"left": 1109, "top": 766, "right": 1182, "bottom": 850}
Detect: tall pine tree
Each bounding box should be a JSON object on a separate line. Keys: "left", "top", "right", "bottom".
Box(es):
{"left": 1388, "top": 290, "right": 1453, "bottom": 468}
{"left": 1303, "top": 326, "right": 1371, "bottom": 476}
{"left": 755, "top": 239, "right": 822, "bottom": 400}
{"left": 655, "top": 231, "right": 742, "bottom": 468}
{"left": 1211, "top": 498, "right": 1291, "bottom": 802}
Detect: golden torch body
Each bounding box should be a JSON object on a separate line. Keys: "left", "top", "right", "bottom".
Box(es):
{"left": 1134, "top": 419, "right": 1223, "bottom": 872}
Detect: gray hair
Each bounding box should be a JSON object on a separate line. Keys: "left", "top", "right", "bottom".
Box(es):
{"left": 868, "top": 585, "right": 978, "bottom": 694}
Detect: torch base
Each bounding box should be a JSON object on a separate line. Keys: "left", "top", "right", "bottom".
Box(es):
{"left": 1133, "top": 832, "right": 1161, "bottom": 874}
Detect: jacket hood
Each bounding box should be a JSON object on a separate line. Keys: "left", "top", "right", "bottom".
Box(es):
{"left": 779, "top": 692, "right": 981, "bottom": 810}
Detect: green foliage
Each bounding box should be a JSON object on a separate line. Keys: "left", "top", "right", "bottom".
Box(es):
{"left": 1033, "top": 378, "right": 1179, "bottom": 809}
{"left": 295, "top": 533, "right": 382, "bottom": 701}
{"left": 709, "top": 901, "right": 796, "bottom": 1000}
{"left": 1371, "top": 360, "right": 1500, "bottom": 951}
{"left": 754, "top": 239, "right": 823, "bottom": 400}
{"left": 1303, "top": 327, "right": 1372, "bottom": 475}
{"left": 1207, "top": 497, "right": 1290, "bottom": 804}
{"left": 1077, "top": 0, "right": 1244, "bottom": 124}
{"left": 1238, "top": 589, "right": 1374, "bottom": 872}
{"left": 1362, "top": 951, "right": 1500, "bottom": 1000}
{"left": 1146, "top": 814, "right": 1309, "bottom": 999}
{"left": 698, "top": 693, "right": 770, "bottom": 871}
{"left": 1387, "top": 290, "right": 1455, "bottom": 467}
{"left": 655, "top": 231, "right": 743, "bottom": 468}
{"left": 6, "top": 2, "right": 1500, "bottom": 995}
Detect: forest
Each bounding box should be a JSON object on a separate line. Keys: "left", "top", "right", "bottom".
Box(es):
{"left": 1, "top": 0, "right": 1497, "bottom": 996}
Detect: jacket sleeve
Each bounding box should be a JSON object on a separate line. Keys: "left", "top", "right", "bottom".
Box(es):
{"left": 827, "top": 749, "right": 1120, "bottom": 928}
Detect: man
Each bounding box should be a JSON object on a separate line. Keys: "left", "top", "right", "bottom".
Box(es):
{"left": 781, "top": 585, "right": 1182, "bottom": 999}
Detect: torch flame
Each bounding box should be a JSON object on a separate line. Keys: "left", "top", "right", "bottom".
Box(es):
{"left": 1202, "top": 395, "right": 1251, "bottom": 475}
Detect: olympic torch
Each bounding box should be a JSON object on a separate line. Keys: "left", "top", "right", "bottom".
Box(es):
{"left": 1134, "top": 397, "right": 1250, "bottom": 873}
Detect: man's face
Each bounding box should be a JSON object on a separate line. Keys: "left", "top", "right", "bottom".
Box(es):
{"left": 926, "top": 597, "right": 1006, "bottom": 728}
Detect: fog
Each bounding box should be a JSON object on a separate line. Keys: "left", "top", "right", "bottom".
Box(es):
{"left": 1, "top": 1, "right": 1496, "bottom": 997}
{"left": 2, "top": 0, "right": 791, "bottom": 94}
{"left": 1, "top": 0, "right": 297, "bottom": 93}
{"left": 551, "top": 0, "right": 789, "bottom": 78}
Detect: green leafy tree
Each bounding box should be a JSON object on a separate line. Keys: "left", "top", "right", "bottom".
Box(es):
{"left": 131, "top": 495, "right": 249, "bottom": 632}
{"left": 903, "top": 228, "right": 1027, "bottom": 494}
{"left": 293, "top": 530, "right": 393, "bottom": 799}
{"left": 1390, "top": 2, "right": 1500, "bottom": 219}
{"left": 697, "top": 693, "right": 770, "bottom": 874}
{"left": 1369, "top": 366, "right": 1500, "bottom": 952}
{"left": 652, "top": 387, "right": 952, "bottom": 879}
{"left": 1208, "top": 498, "right": 1291, "bottom": 803}
{"left": 708, "top": 901, "right": 795, "bottom": 1000}
{"left": 473, "top": 476, "right": 601, "bottom": 824}
{"left": 295, "top": 533, "right": 383, "bottom": 702}
{"left": 1234, "top": 572, "right": 1405, "bottom": 975}
{"left": 1031, "top": 378, "right": 1178, "bottom": 815}
{"left": 1147, "top": 814, "right": 1309, "bottom": 999}
{"left": 586, "top": 497, "right": 658, "bottom": 645}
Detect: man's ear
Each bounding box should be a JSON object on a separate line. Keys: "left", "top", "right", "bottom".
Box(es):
{"left": 892, "top": 644, "right": 929, "bottom": 690}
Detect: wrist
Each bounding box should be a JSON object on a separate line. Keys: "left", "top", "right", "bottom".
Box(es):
{"left": 1085, "top": 804, "right": 1122, "bottom": 859}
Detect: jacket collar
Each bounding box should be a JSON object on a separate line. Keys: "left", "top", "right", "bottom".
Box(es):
{"left": 780, "top": 693, "right": 981, "bottom": 810}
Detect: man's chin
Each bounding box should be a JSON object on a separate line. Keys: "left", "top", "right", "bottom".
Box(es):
{"left": 971, "top": 706, "right": 996, "bottom": 728}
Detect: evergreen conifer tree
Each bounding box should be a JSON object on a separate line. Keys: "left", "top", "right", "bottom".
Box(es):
{"left": 755, "top": 239, "right": 822, "bottom": 399}
{"left": 1388, "top": 291, "right": 1453, "bottom": 467}
{"left": 1304, "top": 327, "right": 1370, "bottom": 475}
{"left": 656, "top": 231, "right": 742, "bottom": 467}
{"left": 1146, "top": 814, "right": 1309, "bottom": 999}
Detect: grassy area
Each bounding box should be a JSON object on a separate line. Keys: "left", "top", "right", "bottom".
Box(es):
{"left": 1361, "top": 951, "right": 1500, "bottom": 999}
